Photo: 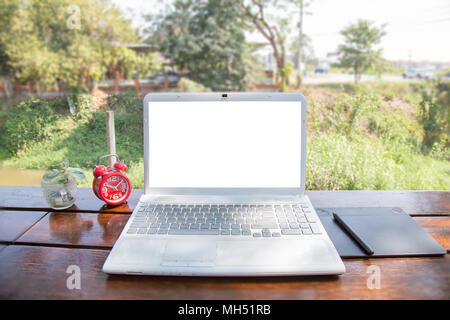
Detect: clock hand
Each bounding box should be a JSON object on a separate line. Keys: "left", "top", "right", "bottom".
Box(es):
{"left": 114, "top": 180, "right": 124, "bottom": 190}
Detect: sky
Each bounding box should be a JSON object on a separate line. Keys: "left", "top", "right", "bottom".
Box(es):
{"left": 304, "top": 0, "right": 450, "bottom": 62}
{"left": 112, "top": 0, "right": 450, "bottom": 62}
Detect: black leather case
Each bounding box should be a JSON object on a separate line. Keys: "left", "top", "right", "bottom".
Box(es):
{"left": 316, "top": 207, "right": 446, "bottom": 258}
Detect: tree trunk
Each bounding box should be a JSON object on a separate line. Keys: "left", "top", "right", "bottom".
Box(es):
{"left": 14, "top": 79, "right": 22, "bottom": 93}
{"left": 354, "top": 67, "right": 359, "bottom": 84}
{"left": 275, "top": 56, "right": 287, "bottom": 92}
{"left": 296, "top": 74, "right": 302, "bottom": 88}
{"left": 114, "top": 71, "right": 119, "bottom": 93}
{"left": 163, "top": 75, "right": 169, "bottom": 90}
{"left": 1, "top": 76, "right": 13, "bottom": 98}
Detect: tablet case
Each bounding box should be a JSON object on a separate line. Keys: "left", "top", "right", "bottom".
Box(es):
{"left": 316, "top": 207, "right": 446, "bottom": 258}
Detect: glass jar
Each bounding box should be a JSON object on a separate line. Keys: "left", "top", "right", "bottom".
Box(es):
{"left": 41, "top": 176, "right": 77, "bottom": 210}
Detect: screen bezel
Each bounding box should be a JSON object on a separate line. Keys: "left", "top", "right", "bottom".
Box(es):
{"left": 143, "top": 92, "right": 306, "bottom": 196}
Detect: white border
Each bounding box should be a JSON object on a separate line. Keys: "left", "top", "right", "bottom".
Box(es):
{"left": 143, "top": 92, "right": 306, "bottom": 196}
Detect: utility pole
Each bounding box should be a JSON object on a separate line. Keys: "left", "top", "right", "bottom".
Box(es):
{"left": 297, "top": 1, "right": 312, "bottom": 88}
{"left": 297, "top": 0, "right": 304, "bottom": 87}
{"left": 408, "top": 50, "right": 412, "bottom": 69}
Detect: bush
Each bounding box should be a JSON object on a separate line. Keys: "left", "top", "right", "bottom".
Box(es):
{"left": 4, "top": 98, "right": 67, "bottom": 154}
{"left": 306, "top": 133, "right": 449, "bottom": 190}
{"left": 3, "top": 94, "right": 144, "bottom": 170}
{"left": 419, "top": 81, "right": 449, "bottom": 153}
{"left": 176, "top": 78, "right": 211, "bottom": 92}
{"left": 2, "top": 83, "right": 449, "bottom": 191}
{"left": 107, "top": 89, "right": 142, "bottom": 113}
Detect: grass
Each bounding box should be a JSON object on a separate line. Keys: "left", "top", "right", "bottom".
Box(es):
{"left": 307, "top": 133, "right": 449, "bottom": 190}
{"left": 0, "top": 81, "right": 448, "bottom": 190}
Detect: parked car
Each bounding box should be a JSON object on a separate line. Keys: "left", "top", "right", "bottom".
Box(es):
{"left": 402, "top": 69, "right": 432, "bottom": 79}
{"left": 314, "top": 66, "right": 329, "bottom": 74}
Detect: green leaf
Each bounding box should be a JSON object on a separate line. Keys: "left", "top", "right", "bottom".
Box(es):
{"left": 68, "top": 171, "right": 86, "bottom": 181}
{"left": 67, "top": 167, "right": 84, "bottom": 174}
{"left": 43, "top": 171, "right": 59, "bottom": 180}
{"left": 67, "top": 167, "right": 85, "bottom": 181}
{"left": 60, "top": 161, "right": 69, "bottom": 170}
{"left": 54, "top": 173, "right": 70, "bottom": 184}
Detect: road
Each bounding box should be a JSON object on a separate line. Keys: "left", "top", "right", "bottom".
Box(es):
{"left": 302, "top": 73, "right": 412, "bottom": 84}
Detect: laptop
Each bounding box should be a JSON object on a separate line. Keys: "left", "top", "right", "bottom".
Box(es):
{"left": 103, "top": 92, "right": 345, "bottom": 276}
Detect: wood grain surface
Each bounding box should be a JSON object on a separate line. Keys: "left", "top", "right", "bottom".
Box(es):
{"left": 0, "top": 186, "right": 141, "bottom": 213}
{"left": 13, "top": 213, "right": 449, "bottom": 252}
{"left": 0, "top": 245, "right": 448, "bottom": 300}
{"left": 0, "top": 210, "right": 47, "bottom": 243}
{"left": 0, "top": 188, "right": 448, "bottom": 300}
{"left": 1, "top": 187, "right": 448, "bottom": 216}
{"left": 16, "top": 212, "right": 129, "bottom": 249}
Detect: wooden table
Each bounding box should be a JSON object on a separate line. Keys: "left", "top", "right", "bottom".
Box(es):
{"left": 0, "top": 186, "right": 448, "bottom": 299}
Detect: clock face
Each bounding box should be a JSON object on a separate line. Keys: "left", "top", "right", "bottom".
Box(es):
{"left": 100, "top": 174, "right": 130, "bottom": 203}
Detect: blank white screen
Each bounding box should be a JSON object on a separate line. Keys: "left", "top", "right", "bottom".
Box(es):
{"left": 148, "top": 100, "right": 302, "bottom": 188}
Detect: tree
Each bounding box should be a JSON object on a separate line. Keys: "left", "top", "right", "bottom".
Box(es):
{"left": 150, "top": 0, "right": 253, "bottom": 91}
{"left": 240, "top": 0, "right": 296, "bottom": 91}
{"left": 337, "top": 19, "right": 386, "bottom": 83}
{"left": 0, "top": 0, "right": 142, "bottom": 93}
{"left": 131, "top": 53, "right": 162, "bottom": 80}
{"left": 420, "top": 82, "right": 449, "bottom": 154}
{"left": 290, "top": 33, "right": 317, "bottom": 72}
{"left": 0, "top": 0, "right": 22, "bottom": 96}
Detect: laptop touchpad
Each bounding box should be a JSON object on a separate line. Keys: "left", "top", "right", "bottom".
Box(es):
{"left": 162, "top": 240, "right": 217, "bottom": 267}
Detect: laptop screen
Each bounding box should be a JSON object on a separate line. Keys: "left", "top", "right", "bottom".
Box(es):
{"left": 147, "top": 100, "right": 302, "bottom": 188}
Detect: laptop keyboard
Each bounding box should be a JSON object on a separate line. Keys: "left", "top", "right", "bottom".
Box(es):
{"left": 126, "top": 204, "right": 322, "bottom": 237}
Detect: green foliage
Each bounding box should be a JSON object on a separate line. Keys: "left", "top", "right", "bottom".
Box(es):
{"left": 132, "top": 53, "right": 162, "bottom": 79}
{"left": 241, "top": 0, "right": 296, "bottom": 91}
{"left": 278, "top": 62, "right": 294, "bottom": 92}
{"left": 0, "top": 0, "right": 141, "bottom": 91}
{"left": 435, "top": 68, "right": 450, "bottom": 77}
{"left": 312, "top": 84, "right": 424, "bottom": 150}
{"left": 175, "top": 78, "right": 211, "bottom": 92}
{"left": 305, "top": 81, "right": 450, "bottom": 189}
{"left": 107, "top": 89, "right": 142, "bottom": 113}
{"left": 152, "top": 0, "right": 252, "bottom": 91}
{"left": 326, "top": 89, "right": 379, "bottom": 135}
{"left": 337, "top": 20, "right": 387, "bottom": 83}
{"left": 429, "top": 138, "right": 450, "bottom": 161}
{"left": 419, "top": 81, "right": 449, "bottom": 154}
{"left": 4, "top": 98, "right": 67, "bottom": 154}
{"left": 1, "top": 82, "right": 449, "bottom": 190}
{"left": 42, "top": 161, "right": 85, "bottom": 184}
{"left": 307, "top": 133, "right": 449, "bottom": 190}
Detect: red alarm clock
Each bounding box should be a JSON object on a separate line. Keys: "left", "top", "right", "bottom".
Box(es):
{"left": 92, "top": 154, "right": 131, "bottom": 205}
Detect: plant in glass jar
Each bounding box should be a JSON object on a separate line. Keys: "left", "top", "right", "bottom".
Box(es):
{"left": 41, "top": 161, "right": 86, "bottom": 210}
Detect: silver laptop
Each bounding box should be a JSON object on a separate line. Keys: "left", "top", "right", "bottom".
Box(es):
{"left": 103, "top": 92, "right": 345, "bottom": 276}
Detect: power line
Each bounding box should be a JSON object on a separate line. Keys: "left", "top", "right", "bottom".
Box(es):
{"left": 413, "top": 17, "right": 450, "bottom": 25}
{"left": 308, "top": 17, "right": 450, "bottom": 37}
{"left": 422, "top": 3, "right": 450, "bottom": 13}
